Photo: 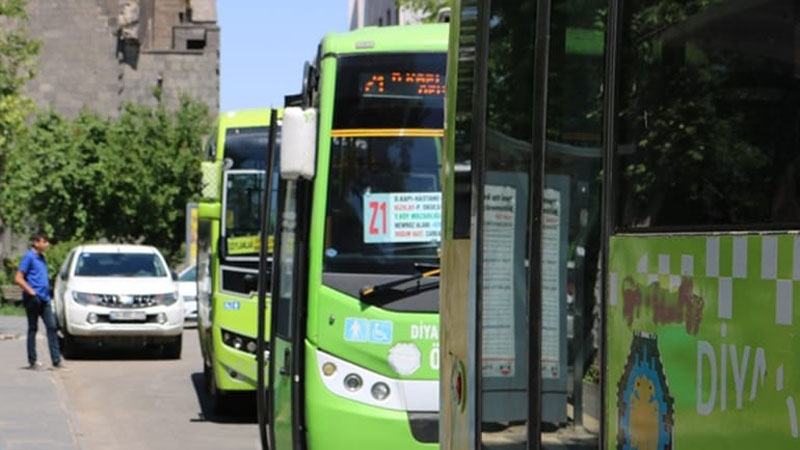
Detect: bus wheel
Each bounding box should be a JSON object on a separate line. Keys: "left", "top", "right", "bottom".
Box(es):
{"left": 206, "top": 364, "right": 231, "bottom": 414}
{"left": 163, "top": 335, "right": 182, "bottom": 359}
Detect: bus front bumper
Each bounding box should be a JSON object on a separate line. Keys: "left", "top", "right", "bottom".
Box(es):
{"left": 304, "top": 345, "right": 439, "bottom": 449}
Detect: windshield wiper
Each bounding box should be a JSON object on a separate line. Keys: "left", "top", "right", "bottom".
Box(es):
{"left": 359, "top": 264, "right": 440, "bottom": 304}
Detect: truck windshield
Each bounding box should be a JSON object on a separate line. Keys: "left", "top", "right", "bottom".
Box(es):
{"left": 324, "top": 53, "right": 446, "bottom": 275}
{"left": 75, "top": 253, "right": 167, "bottom": 277}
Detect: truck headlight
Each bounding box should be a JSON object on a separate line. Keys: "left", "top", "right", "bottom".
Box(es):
{"left": 154, "top": 292, "right": 178, "bottom": 306}
{"left": 72, "top": 291, "right": 99, "bottom": 305}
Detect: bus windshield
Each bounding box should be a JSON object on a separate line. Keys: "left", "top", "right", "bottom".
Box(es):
{"left": 324, "top": 53, "right": 446, "bottom": 275}
{"left": 224, "top": 126, "right": 271, "bottom": 170}
{"left": 222, "top": 126, "right": 280, "bottom": 257}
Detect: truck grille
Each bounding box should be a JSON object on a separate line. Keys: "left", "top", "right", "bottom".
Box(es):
{"left": 98, "top": 295, "right": 157, "bottom": 308}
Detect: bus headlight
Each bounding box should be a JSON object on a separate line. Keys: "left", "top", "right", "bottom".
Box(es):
{"left": 371, "top": 382, "right": 390, "bottom": 401}
{"left": 344, "top": 373, "right": 363, "bottom": 392}
{"left": 322, "top": 362, "right": 337, "bottom": 377}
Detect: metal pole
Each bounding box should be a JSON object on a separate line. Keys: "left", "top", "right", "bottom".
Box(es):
{"left": 530, "top": 0, "right": 552, "bottom": 446}
{"left": 600, "top": 0, "right": 623, "bottom": 447}
{"left": 257, "top": 109, "right": 279, "bottom": 450}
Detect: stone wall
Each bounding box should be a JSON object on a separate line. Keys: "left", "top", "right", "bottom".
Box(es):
{"left": 120, "top": 27, "right": 220, "bottom": 111}
{"left": 21, "top": 0, "right": 219, "bottom": 118}
{"left": 24, "top": 0, "right": 121, "bottom": 117}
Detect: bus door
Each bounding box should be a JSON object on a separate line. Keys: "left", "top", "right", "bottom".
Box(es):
{"left": 269, "top": 179, "right": 313, "bottom": 450}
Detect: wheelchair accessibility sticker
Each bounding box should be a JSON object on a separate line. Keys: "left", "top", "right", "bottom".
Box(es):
{"left": 344, "top": 318, "right": 393, "bottom": 345}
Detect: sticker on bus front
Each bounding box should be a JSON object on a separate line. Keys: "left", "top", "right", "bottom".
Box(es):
{"left": 343, "top": 318, "right": 393, "bottom": 344}
{"left": 344, "top": 318, "right": 369, "bottom": 342}
{"left": 223, "top": 301, "right": 241, "bottom": 310}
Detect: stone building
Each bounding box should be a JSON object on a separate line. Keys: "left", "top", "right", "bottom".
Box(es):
{"left": 23, "top": 0, "right": 219, "bottom": 117}
{"left": 348, "top": 0, "right": 427, "bottom": 29}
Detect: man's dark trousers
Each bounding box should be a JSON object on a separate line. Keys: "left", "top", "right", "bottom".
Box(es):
{"left": 24, "top": 296, "right": 61, "bottom": 366}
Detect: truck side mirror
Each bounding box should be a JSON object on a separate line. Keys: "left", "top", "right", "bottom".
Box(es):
{"left": 280, "top": 107, "right": 317, "bottom": 180}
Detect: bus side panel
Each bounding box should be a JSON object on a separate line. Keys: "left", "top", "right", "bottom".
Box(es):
{"left": 606, "top": 234, "right": 797, "bottom": 450}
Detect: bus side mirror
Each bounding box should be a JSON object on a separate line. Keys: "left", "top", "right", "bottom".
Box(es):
{"left": 280, "top": 107, "right": 317, "bottom": 180}
{"left": 197, "top": 201, "right": 221, "bottom": 220}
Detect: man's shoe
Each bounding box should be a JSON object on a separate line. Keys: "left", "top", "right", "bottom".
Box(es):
{"left": 27, "top": 361, "right": 43, "bottom": 370}
{"left": 51, "top": 362, "right": 69, "bottom": 371}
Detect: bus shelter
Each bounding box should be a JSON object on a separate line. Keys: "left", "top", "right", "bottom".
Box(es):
{"left": 440, "top": 0, "right": 800, "bottom": 449}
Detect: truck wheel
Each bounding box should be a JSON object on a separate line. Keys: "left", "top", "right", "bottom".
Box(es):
{"left": 61, "top": 329, "right": 80, "bottom": 359}
{"left": 163, "top": 335, "right": 182, "bottom": 359}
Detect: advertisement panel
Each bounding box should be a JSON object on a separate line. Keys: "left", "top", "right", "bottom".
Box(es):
{"left": 607, "top": 234, "right": 800, "bottom": 450}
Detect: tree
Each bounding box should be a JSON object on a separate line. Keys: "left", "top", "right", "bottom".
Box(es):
{"left": 0, "top": 0, "right": 39, "bottom": 167}
{"left": 395, "top": 0, "right": 449, "bottom": 23}
{"left": 0, "top": 96, "right": 211, "bottom": 264}
{"left": 99, "top": 96, "right": 210, "bottom": 261}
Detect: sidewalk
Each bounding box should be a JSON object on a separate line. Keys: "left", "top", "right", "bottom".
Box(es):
{"left": 0, "top": 316, "right": 82, "bottom": 450}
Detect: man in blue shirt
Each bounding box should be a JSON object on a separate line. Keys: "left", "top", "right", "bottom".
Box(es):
{"left": 14, "top": 232, "right": 65, "bottom": 370}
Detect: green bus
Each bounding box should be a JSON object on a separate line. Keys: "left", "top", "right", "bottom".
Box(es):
{"left": 263, "top": 24, "right": 448, "bottom": 449}
{"left": 196, "top": 108, "right": 280, "bottom": 412}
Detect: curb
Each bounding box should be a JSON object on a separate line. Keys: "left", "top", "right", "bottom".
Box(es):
{"left": 50, "top": 371, "right": 85, "bottom": 450}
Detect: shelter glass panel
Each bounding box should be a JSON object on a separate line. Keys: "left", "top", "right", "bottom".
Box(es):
{"left": 615, "top": 0, "right": 800, "bottom": 230}
{"left": 479, "top": 1, "right": 535, "bottom": 448}
{"left": 542, "top": 0, "right": 606, "bottom": 446}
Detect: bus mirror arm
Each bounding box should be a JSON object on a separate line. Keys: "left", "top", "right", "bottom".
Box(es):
{"left": 218, "top": 236, "right": 227, "bottom": 260}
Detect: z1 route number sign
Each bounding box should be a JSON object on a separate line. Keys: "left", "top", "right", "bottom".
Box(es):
{"left": 363, "top": 192, "right": 441, "bottom": 244}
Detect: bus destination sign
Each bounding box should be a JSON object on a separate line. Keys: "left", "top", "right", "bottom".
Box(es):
{"left": 360, "top": 71, "right": 446, "bottom": 98}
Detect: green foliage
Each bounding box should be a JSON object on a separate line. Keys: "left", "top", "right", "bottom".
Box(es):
{"left": 0, "top": 96, "right": 211, "bottom": 265}
{"left": 0, "top": 256, "right": 16, "bottom": 285}
{"left": 0, "top": 0, "right": 40, "bottom": 170}
{"left": 0, "top": 240, "right": 78, "bottom": 287}
{"left": 0, "top": 302, "right": 25, "bottom": 316}
{"left": 45, "top": 240, "right": 82, "bottom": 279}
{"left": 395, "top": 0, "right": 449, "bottom": 23}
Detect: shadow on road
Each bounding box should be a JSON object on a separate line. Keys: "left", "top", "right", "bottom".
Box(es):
{"left": 189, "top": 372, "right": 258, "bottom": 424}
{"left": 64, "top": 344, "right": 171, "bottom": 360}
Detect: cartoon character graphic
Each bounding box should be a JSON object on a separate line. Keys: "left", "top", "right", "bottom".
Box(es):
{"left": 629, "top": 376, "right": 660, "bottom": 450}
{"left": 617, "top": 332, "right": 674, "bottom": 450}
